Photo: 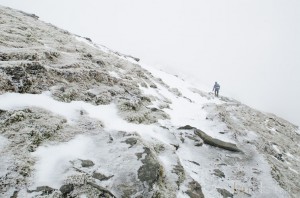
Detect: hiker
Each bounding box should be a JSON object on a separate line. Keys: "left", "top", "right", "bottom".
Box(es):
{"left": 212, "top": 82, "right": 220, "bottom": 97}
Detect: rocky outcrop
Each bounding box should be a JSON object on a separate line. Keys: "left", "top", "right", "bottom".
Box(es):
{"left": 0, "top": 6, "right": 170, "bottom": 125}
{"left": 178, "top": 125, "right": 241, "bottom": 152}
{"left": 203, "top": 102, "right": 300, "bottom": 197}
{"left": 194, "top": 129, "right": 241, "bottom": 152}
{"left": 185, "top": 180, "right": 205, "bottom": 198}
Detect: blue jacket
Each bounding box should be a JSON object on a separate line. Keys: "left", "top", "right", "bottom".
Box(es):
{"left": 213, "top": 83, "right": 220, "bottom": 91}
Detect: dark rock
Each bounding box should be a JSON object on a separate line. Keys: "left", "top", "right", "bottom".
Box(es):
{"left": 2, "top": 66, "right": 32, "bottom": 93}
{"left": 195, "top": 142, "right": 203, "bottom": 147}
{"left": 81, "top": 160, "right": 95, "bottom": 167}
{"left": 10, "top": 191, "right": 18, "bottom": 198}
{"left": 59, "top": 184, "right": 74, "bottom": 195}
{"left": 150, "top": 84, "right": 157, "bottom": 88}
{"left": 151, "top": 107, "right": 159, "bottom": 112}
{"left": 217, "top": 188, "right": 233, "bottom": 198}
{"left": 185, "top": 180, "right": 204, "bottom": 198}
{"left": 109, "top": 135, "right": 114, "bottom": 143}
{"left": 59, "top": 87, "right": 65, "bottom": 92}
{"left": 36, "top": 186, "right": 54, "bottom": 194}
{"left": 180, "top": 136, "right": 185, "bottom": 143}
{"left": 138, "top": 147, "right": 161, "bottom": 190}
{"left": 0, "top": 109, "right": 6, "bottom": 115}
{"left": 84, "top": 37, "right": 92, "bottom": 42}
{"left": 92, "top": 172, "right": 114, "bottom": 181}
{"left": 96, "top": 60, "right": 105, "bottom": 66}
{"left": 170, "top": 144, "right": 179, "bottom": 150}
{"left": 124, "top": 137, "right": 138, "bottom": 148}
{"left": 136, "top": 152, "right": 143, "bottom": 160}
{"left": 129, "top": 56, "right": 140, "bottom": 62}
{"left": 84, "top": 53, "right": 93, "bottom": 58}
{"left": 213, "top": 169, "right": 225, "bottom": 178}
{"left": 274, "top": 153, "right": 284, "bottom": 162}
{"left": 194, "top": 129, "right": 241, "bottom": 152}
{"left": 178, "top": 125, "right": 195, "bottom": 130}
{"left": 188, "top": 160, "right": 200, "bottom": 166}
{"left": 172, "top": 164, "right": 185, "bottom": 188}
{"left": 20, "top": 11, "right": 39, "bottom": 19}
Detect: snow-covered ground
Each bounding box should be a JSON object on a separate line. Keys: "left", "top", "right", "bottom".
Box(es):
{"left": 0, "top": 65, "right": 293, "bottom": 197}
{"left": 0, "top": 5, "right": 299, "bottom": 198}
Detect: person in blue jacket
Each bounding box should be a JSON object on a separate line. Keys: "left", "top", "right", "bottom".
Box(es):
{"left": 213, "top": 82, "right": 220, "bottom": 97}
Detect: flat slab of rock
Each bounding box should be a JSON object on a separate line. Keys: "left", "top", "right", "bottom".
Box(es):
{"left": 93, "top": 172, "right": 114, "bottom": 181}
{"left": 194, "top": 129, "right": 241, "bottom": 152}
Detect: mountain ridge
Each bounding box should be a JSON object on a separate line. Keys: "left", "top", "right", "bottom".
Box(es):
{"left": 0, "top": 5, "right": 299, "bottom": 198}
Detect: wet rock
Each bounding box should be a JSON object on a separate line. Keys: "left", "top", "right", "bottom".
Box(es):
{"left": 213, "top": 169, "right": 225, "bottom": 178}
{"left": 185, "top": 180, "right": 204, "bottom": 198}
{"left": 59, "top": 184, "right": 74, "bottom": 195}
{"left": 81, "top": 160, "right": 95, "bottom": 167}
{"left": 217, "top": 188, "right": 233, "bottom": 198}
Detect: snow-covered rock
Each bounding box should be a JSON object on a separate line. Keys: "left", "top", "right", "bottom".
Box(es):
{"left": 0, "top": 5, "right": 299, "bottom": 198}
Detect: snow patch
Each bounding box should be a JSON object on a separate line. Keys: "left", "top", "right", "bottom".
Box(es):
{"left": 0, "top": 135, "right": 9, "bottom": 151}
{"left": 32, "top": 135, "right": 94, "bottom": 188}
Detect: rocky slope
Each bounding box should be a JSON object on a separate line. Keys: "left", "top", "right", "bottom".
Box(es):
{"left": 0, "top": 5, "right": 299, "bottom": 198}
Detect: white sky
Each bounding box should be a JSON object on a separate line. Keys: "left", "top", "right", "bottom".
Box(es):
{"left": 0, "top": 0, "right": 299, "bottom": 126}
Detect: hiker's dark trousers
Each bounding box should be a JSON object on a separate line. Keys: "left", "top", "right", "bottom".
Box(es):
{"left": 214, "top": 89, "right": 219, "bottom": 97}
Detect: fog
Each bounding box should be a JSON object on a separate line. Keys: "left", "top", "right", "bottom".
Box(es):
{"left": 1, "top": 0, "right": 299, "bottom": 126}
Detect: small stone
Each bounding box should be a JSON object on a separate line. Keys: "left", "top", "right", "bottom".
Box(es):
{"left": 178, "top": 125, "right": 195, "bottom": 130}
{"left": 195, "top": 141, "right": 203, "bottom": 147}
{"left": 81, "top": 160, "right": 95, "bottom": 167}
{"left": 35, "top": 186, "right": 54, "bottom": 195}
{"left": 92, "top": 172, "right": 114, "bottom": 181}
{"left": 59, "top": 184, "right": 74, "bottom": 195}
{"left": 124, "top": 137, "right": 138, "bottom": 148}
{"left": 217, "top": 188, "right": 233, "bottom": 198}
{"left": 213, "top": 169, "right": 225, "bottom": 178}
